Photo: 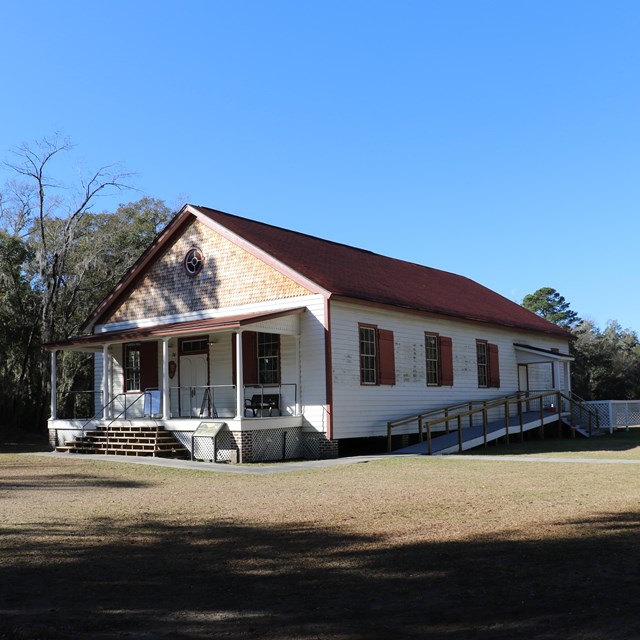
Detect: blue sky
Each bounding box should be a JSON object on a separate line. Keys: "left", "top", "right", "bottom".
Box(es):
{"left": 2, "top": 0, "right": 639, "bottom": 331}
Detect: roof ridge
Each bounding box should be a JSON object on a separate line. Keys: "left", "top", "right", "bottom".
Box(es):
{"left": 192, "top": 204, "right": 460, "bottom": 277}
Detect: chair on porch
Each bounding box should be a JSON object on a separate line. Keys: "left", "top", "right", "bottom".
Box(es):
{"left": 244, "top": 394, "right": 280, "bottom": 417}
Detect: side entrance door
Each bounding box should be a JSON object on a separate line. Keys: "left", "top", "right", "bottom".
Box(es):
{"left": 518, "top": 364, "right": 528, "bottom": 393}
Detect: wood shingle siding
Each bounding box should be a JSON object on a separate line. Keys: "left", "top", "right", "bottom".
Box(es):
{"left": 105, "top": 218, "right": 311, "bottom": 324}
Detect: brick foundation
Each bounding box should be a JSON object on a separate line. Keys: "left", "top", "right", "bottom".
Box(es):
{"left": 303, "top": 433, "right": 339, "bottom": 460}
{"left": 318, "top": 437, "right": 339, "bottom": 459}
{"left": 235, "top": 431, "right": 254, "bottom": 463}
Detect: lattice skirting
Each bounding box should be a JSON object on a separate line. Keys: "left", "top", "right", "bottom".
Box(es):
{"left": 172, "top": 427, "right": 338, "bottom": 463}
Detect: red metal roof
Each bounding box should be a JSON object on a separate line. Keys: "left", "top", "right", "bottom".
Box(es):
{"left": 193, "top": 206, "right": 573, "bottom": 339}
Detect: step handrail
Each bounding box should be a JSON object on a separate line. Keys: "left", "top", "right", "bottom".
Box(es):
{"left": 81, "top": 390, "right": 154, "bottom": 453}
{"left": 387, "top": 390, "right": 600, "bottom": 453}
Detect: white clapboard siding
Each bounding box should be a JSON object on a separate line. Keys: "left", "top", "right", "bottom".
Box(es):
{"left": 329, "top": 300, "right": 571, "bottom": 439}
{"left": 298, "top": 295, "right": 328, "bottom": 432}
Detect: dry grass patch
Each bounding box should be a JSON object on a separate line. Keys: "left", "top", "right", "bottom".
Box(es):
{"left": 1, "top": 453, "right": 639, "bottom": 639}
{"left": 467, "top": 425, "right": 640, "bottom": 460}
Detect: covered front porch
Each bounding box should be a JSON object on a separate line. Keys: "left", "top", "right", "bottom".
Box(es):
{"left": 46, "top": 309, "right": 307, "bottom": 452}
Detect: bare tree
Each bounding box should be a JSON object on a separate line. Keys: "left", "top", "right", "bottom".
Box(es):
{"left": 0, "top": 136, "right": 135, "bottom": 429}
{"left": 3, "top": 135, "right": 134, "bottom": 344}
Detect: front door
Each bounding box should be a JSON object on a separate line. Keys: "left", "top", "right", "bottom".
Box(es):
{"left": 179, "top": 354, "right": 209, "bottom": 417}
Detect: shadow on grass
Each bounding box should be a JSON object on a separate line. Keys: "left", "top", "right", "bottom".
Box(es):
{"left": 0, "top": 471, "right": 152, "bottom": 494}
{"left": 1, "top": 512, "right": 639, "bottom": 639}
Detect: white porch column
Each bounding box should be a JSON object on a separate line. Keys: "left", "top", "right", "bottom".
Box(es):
{"left": 553, "top": 360, "right": 561, "bottom": 391}
{"left": 162, "top": 338, "right": 170, "bottom": 419}
{"left": 50, "top": 350, "right": 57, "bottom": 420}
{"left": 295, "top": 335, "right": 301, "bottom": 416}
{"left": 235, "top": 331, "right": 244, "bottom": 419}
{"left": 102, "top": 345, "right": 110, "bottom": 419}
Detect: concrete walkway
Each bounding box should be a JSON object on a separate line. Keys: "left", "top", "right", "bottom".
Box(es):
{"left": 29, "top": 450, "right": 640, "bottom": 475}
{"left": 32, "top": 451, "right": 389, "bottom": 475}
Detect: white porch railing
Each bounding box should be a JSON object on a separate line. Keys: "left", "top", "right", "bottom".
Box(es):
{"left": 582, "top": 400, "right": 640, "bottom": 432}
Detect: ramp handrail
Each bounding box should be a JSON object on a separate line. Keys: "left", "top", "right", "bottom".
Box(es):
{"left": 387, "top": 390, "right": 600, "bottom": 453}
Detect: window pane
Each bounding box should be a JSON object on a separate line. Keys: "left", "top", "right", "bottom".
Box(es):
{"left": 125, "top": 344, "right": 141, "bottom": 391}
{"left": 257, "top": 333, "right": 280, "bottom": 384}
{"left": 359, "top": 327, "right": 377, "bottom": 384}
{"left": 181, "top": 338, "right": 208, "bottom": 354}
{"left": 426, "top": 335, "right": 439, "bottom": 385}
{"left": 477, "top": 342, "right": 488, "bottom": 387}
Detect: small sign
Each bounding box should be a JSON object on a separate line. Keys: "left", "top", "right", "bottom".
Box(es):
{"left": 194, "top": 422, "right": 226, "bottom": 438}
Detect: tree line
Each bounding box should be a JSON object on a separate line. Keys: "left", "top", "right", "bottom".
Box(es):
{"left": 0, "top": 137, "right": 173, "bottom": 432}
{"left": 522, "top": 288, "right": 640, "bottom": 400}
{"left": 1, "top": 137, "right": 638, "bottom": 434}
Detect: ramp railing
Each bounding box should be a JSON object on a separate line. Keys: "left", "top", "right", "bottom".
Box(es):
{"left": 387, "top": 390, "right": 600, "bottom": 454}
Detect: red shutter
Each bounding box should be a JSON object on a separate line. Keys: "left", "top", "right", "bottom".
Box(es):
{"left": 378, "top": 329, "right": 396, "bottom": 385}
{"left": 231, "top": 332, "right": 258, "bottom": 385}
{"left": 439, "top": 336, "right": 453, "bottom": 386}
{"left": 139, "top": 341, "right": 158, "bottom": 390}
{"left": 242, "top": 331, "right": 258, "bottom": 385}
{"left": 488, "top": 343, "right": 500, "bottom": 388}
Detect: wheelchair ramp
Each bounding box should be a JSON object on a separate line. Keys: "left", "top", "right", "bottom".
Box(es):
{"left": 395, "top": 410, "right": 568, "bottom": 455}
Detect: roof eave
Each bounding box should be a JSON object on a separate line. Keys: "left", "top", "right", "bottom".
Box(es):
{"left": 330, "top": 294, "right": 574, "bottom": 339}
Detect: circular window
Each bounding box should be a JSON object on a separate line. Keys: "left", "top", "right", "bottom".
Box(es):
{"left": 184, "top": 247, "right": 204, "bottom": 276}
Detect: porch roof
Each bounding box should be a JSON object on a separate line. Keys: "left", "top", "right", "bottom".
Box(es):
{"left": 514, "top": 343, "right": 573, "bottom": 362}
{"left": 43, "top": 308, "right": 305, "bottom": 351}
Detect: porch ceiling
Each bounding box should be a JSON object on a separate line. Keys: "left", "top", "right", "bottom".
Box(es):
{"left": 514, "top": 343, "right": 573, "bottom": 363}
{"left": 43, "top": 307, "right": 305, "bottom": 351}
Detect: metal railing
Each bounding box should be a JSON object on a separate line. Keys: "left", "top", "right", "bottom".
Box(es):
{"left": 168, "top": 383, "right": 299, "bottom": 419}
{"left": 242, "top": 383, "right": 298, "bottom": 418}
{"left": 387, "top": 390, "right": 600, "bottom": 453}
{"left": 169, "top": 385, "right": 235, "bottom": 419}
{"left": 80, "top": 390, "right": 154, "bottom": 452}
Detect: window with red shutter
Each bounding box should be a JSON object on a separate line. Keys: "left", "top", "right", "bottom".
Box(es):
{"left": 232, "top": 332, "right": 281, "bottom": 386}
{"left": 425, "top": 333, "right": 453, "bottom": 387}
{"left": 359, "top": 324, "right": 395, "bottom": 386}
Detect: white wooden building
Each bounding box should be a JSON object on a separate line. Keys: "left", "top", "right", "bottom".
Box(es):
{"left": 45, "top": 204, "right": 574, "bottom": 461}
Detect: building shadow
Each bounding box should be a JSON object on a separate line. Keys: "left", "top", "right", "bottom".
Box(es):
{"left": 0, "top": 512, "right": 639, "bottom": 639}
